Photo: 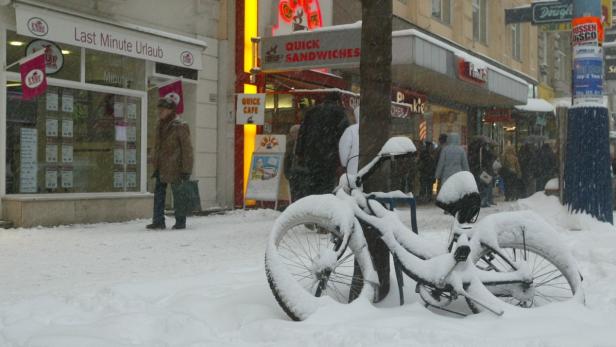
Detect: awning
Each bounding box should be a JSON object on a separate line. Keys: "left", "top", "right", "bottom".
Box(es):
{"left": 514, "top": 98, "right": 555, "bottom": 113}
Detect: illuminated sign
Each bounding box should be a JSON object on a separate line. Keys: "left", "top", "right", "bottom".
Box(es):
{"left": 572, "top": 16, "right": 604, "bottom": 46}
{"left": 273, "top": 0, "right": 323, "bottom": 35}
{"left": 457, "top": 58, "right": 488, "bottom": 85}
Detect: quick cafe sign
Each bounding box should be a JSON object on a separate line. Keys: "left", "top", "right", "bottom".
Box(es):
{"left": 531, "top": 1, "right": 573, "bottom": 24}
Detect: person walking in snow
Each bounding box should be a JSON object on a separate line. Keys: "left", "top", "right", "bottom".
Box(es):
{"left": 434, "top": 133, "right": 469, "bottom": 186}
{"left": 295, "top": 93, "right": 349, "bottom": 198}
{"left": 147, "top": 96, "right": 194, "bottom": 230}
{"left": 284, "top": 124, "right": 305, "bottom": 202}
{"left": 501, "top": 145, "right": 522, "bottom": 201}
{"left": 418, "top": 141, "right": 437, "bottom": 202}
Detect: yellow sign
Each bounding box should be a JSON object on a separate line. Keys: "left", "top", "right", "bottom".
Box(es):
{"left": 603, "top": 0, "right": 612, "bottom": 28}
{"left": 540, "top": 22, "right": 572, "bottom": 32}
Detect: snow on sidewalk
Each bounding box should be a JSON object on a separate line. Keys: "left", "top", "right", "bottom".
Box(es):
{"left": 0, "top": 196, "right": 615, "bottom": 346}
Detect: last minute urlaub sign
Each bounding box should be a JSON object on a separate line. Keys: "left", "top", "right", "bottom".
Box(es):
{"left": 15, "top": 4, "right": 203, "bottom": 69}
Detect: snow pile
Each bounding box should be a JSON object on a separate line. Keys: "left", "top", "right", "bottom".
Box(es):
{"left": 516, "top": 192, "right": 616, "bottom": 233}
{"left": 436, "top": 171, "right": 478, "bottom": 204}
{"left": 378, "top": 137, "right": 416, "bottom": 156}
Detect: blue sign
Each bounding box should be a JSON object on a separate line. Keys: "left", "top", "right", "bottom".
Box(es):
{"left": 573, "top": 47, "right": 603, "bottom": 101}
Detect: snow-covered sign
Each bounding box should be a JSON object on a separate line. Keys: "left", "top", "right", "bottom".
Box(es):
{"left": 236, "top": 94, "right": 265, "bottom": 125}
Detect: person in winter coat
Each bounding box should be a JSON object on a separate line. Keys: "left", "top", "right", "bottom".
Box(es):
{"left": 339, "top": 107, "right": 360, "bottom": 176}
{"left": 418, "top": 141, "right": 437, "bottom": 202}
{"left": 535, "top": 143, "right": 557, "bottom": 192}
{"left": 500, "top": 145, "right": 522, "bottom": 201}
{"left": 295, "top": 93, "right": 349, "bottom": 197}
{"left": 518, "top": 142, "right": 537, "bottom": 197}
{"left": 435, "top": 133, "right": 469, "bottom": 185}
{"left": 284, "top": 124, "right": 304, "bottom": 202}
{"left": 147, "top": 96, "right": 194, "bottom": 230}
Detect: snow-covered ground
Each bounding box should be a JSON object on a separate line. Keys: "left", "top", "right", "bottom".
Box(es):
{"left": 1, "top": 193, "right": 615, "bottom": 346}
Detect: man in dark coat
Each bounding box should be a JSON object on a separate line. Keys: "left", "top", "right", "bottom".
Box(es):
{"left": 294, "top": 94, "right": 349, "bottom": 198}
{"left": 535, "top": 143, "right": 557, "bottom": 192}
{"left": 147, "top": 96, "right": 194, "bottom": 230}
{"left": 518, "top": 143, "right": 537, "bottom": 197}
{"left": 418, "top": 141, "right": 436, "bottom": 202}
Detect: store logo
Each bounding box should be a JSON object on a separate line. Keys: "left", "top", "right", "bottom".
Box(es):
{"left": 180, "top": 51, "right": 194, "bottom": 66}
{"left": 164, "top": 91, "right": 181, "bottom": 106}
{"left": 24, "top": 68, "right": 44, "bottom": 88}
{"left": 457, "top": 58, "right": 488, "bottom": 85}
{"left": 26, "top": 40, "right": 64, "bottom": 75}
{"left": 265, "top": 45, "right": 283, "bottom": 64}
{"left": 27, "top": 17, "right": 48, "bottom": 36}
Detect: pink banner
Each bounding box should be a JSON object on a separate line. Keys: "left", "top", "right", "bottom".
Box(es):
{"left": 20, "top": 51, "right": 47, "bottom": 100}
{"left": 158, "top": 79, "right": 184, "bottom": 114}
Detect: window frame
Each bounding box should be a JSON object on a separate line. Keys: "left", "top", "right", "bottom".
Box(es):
{"left": 2, "top": 26, "right": 149, "bottom": 195}
{"left": 472, "top": 0, "right": 488, "bottom": 44}
{"left": 432, "top": 0, "right": 452, "bottom": 25}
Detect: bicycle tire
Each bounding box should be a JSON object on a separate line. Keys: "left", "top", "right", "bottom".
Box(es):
{"left": 265, "top": 196, "right": 377, "bottom": 321}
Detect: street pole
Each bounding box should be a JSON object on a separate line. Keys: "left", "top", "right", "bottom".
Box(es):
{"left": 564, "top": 0, "right": 613, "bottom": 223}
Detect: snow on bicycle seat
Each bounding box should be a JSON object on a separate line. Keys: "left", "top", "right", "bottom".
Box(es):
{"left": 435, "top": 171, "right": 481, "bottom": 224}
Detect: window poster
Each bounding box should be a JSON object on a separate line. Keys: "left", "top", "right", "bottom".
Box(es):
{"left": 46, "top": 144, "right": 58, "bottom": 163}
{"left": 127, "top": 103, "right": 137, "bottom": 119}
{"left": 126, "top": 148, "right": 137, "bottom": 165}
{"left": 62, "top": 145, "right": 73, "bottom": 163}
{"left": 114, "top": 102, "right": 124, "bottom": 118}
{"left": 45, "top": 169, "right": 58, "bottom": 189}
{"left": 127, "top": 126, "right": 137, "bottom": 142}
{"left": 113, "top": 171, "right": 125, "bottom": 189}
{"left": 61, "top": 92, "right": 74, "bottom": 113}
{"left": 20, "top": 128, "right": 38, "bottom": 193}
{"left": 115, "top": 124, "right": 127, "bottom": 142}
{"left": 61, "top": 168, "right": 73, "bottom": 188}
{"left": 114, "top": 148, "right": 124, "bottom": 165}
{"left": 62, "top": 119, "right": 73, "bottom": 138}
{"left": 126, "top": 172, "right": 137, "bottom": 188}
{"left": 46, "top": 118, "right": 58, "bottom": 137}
{"left": 46, "top": 91, "right": 58, "bottom": 111}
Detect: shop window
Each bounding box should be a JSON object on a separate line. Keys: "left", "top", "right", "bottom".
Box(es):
{"left": 85, "top": 49, "right": 145, "bottom": 91}
{"left": 472, "top": 0, "right": 487, "bottom": 44}
{"left": 5, "top": 82, "right": 141, "bottom": 194}
{"left": 155, "top": 63, "right": 198, "bottom": 81}
{"left": 5, "top": 31, "right": 81, "bottom": 82}
{"left": 432, "top": 0, "right": 451, "bottom": 25}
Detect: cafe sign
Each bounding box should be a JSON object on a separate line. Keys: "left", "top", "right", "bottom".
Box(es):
{"left": 16, "top": 4, "right": 204, "bottom": 69}
{"left": 531, "top": 1, "right": 573, "bottom": 24}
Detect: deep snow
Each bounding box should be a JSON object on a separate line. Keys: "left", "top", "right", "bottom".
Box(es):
{"left": 0, "top": 194, "right": 615, "bottom": 346}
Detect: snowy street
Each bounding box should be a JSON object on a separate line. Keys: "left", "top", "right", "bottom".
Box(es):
{"left": 1, "top": 194, "right": 616, "bottom": 346}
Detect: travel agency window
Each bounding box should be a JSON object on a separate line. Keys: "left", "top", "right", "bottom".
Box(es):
{"left": 4, "top": 31, "right": 146, "bottom": 194}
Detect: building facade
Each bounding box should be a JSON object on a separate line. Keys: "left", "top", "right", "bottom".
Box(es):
{"left": 0, "top": 0, "right": 230, "bottom": 226}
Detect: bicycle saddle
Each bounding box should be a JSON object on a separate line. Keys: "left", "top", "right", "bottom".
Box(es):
{"left": 435, "top": 171, "right": 481, "bottom": 224}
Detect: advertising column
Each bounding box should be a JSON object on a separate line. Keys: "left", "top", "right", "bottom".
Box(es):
{"left": 564, "top": 0, "right": 613, "bottom": 223}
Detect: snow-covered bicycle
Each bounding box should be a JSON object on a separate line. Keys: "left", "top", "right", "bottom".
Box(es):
{"left": 265, "top": 137, "right": 583, "bottom": 321}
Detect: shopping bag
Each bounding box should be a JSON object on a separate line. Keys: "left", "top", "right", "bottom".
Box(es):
{"left": 480, "top": 171, "right": 493, "bottom": 185}
{"left": 172, "top": 180, "right": 201, "bottom": 216}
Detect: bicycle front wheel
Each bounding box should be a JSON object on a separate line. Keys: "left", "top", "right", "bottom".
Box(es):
{"left": 265, "top": 195, "right": 377, "bottom": 321}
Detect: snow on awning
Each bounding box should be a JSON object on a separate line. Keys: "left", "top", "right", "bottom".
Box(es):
{"left": 514, "top": 98, "right": 555, "bottom": 113}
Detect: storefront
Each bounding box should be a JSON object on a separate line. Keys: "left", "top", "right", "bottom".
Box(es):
{"left": 1, "top": 3, "right": 210, "bottom": 227}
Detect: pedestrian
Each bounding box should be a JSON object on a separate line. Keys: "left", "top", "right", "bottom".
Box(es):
{"left": 283, "top": 124, "right": 304, "bottom": 202}
{"left": 295, "top": 93, "right": 349, "bottom": 198}
{"left": 434, "top": 133, "right": 448, "bottom": 192}
{"left": 518, "top": 142, "right": 537, "bottom": 197}
{"left": 147, "top": 96, "right": 194, "bottom": 230}
{"left": 435, "top": 133, "right": 469, "bottom": 185}
{"left": 418, "top": 141, "right": 436, "bottom": 202}
{"left": 501, "top": 145, "right": 521, "bottom": 201}
{"left": 477, "top": 141, "right": 497, "bottom": 207}
{"left": 339, "top": 106, "right": 360, "bottom": 176}
{"left": 535, "top": 143, "right": 557, "bottom": 192}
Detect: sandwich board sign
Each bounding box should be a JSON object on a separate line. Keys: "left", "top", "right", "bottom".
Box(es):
{"left": 244, "top": 134, "right": 289, "bottom": 209}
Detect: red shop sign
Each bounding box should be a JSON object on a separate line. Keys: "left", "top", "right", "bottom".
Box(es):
{"left": 457, "top": 57, "right": 488, "bottom": 85}
{"left": 484, "top": 109, "right": 512, "bottom": 123}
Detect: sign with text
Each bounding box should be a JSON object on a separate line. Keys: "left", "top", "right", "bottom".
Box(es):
{"left": 392, "top": 87, "right": 427, "bottom": 115}
{"left": 261, "top": 27, "right": 361, "bottom": 71}
{"left": 605, "top": 58, "right": 616, "bottom": 80}
{"left": 456, "top": 57, "right": 488, "bottom": 86}
{"left": 572, "top": 17, "right": 604, "bottom": 46}
{"left": 573, "top": 45, "right": 603, "bottom": 104}
{"left": 531, "top": 1, "right": 573, "bottom": 24}
{"left": 245, "top": 153, "right": 285, "bottom": 201}
{"left": 236, "top": 93, "right": 266, "bottom": 124}
{"left": 484, "top": 109, "right": 512, "bottom": 123}
{"left": 16, "top": 4, "right": 203, "bottom": 69}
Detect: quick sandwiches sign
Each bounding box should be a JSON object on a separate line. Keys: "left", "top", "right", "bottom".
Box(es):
{"left": 16, "top": 4, "right": 204, "bottom": 69}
